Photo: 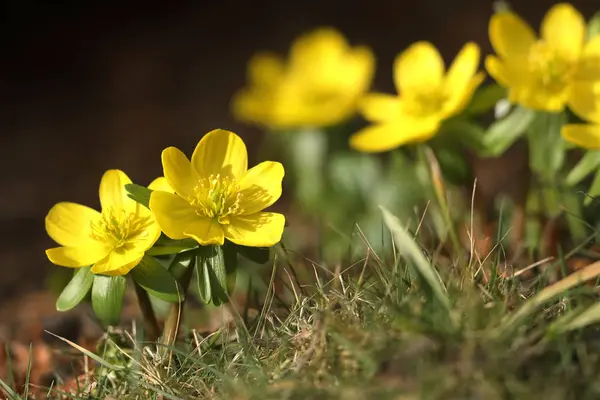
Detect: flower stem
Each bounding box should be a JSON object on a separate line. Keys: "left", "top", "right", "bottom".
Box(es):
{"left": 418, "top": 145, "right": 465, "bottom": 268}
{"left": 133, "top": 281, "right": 160, "bottom": 342}
{"left": 160, "top": 259, "right": 195, "bottom": 354}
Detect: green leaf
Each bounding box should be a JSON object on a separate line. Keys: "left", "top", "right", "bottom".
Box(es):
{"left": 131, "top": 256, "right": 182, "bottom": 302}
{"left": 287, "top": 128, "right": 327, "bottom": 210}
{"left": 465, "top": 83, "right": 506, "bottom": 115}
{"left": 91, "top": 275, "right": 127, "bottom": 327}
{"left": 566, "top": 150, "right": 600, "bottom": 186}
{"left": 56, "top": 267, "right": 94, "bottom": 312}
{"left": 379, "top": 206, "right": 452, "bottom": 317}
{"left": 223, "top": 241, "right": 239, "bottom": 294}
{"left": 169, "top": 249, "right": 196, "bottom": 281}
{"left": 124, "top": 183, "right": 152, "bottom": 209}
{"left": 328, "top": 152, "right": 381, "bottom": 206}
{"left": 234, "top": 243, "right": 270, "bottom": 264}
{"left": 439, "top": 118, "right": 486, "bottom": 154}
{"left": 588, "top": 10, "right": 600, "bottom": 39}
{"left": 585, "top": 169, "right": 600, "bottom": 206}
{"left": 196, "top": 245, "right": 229, "bottom": 306}
{"left": 482, "top": 106, "right": 536, "bottom": 156}
{"left": 528, "top": 111, "right": 566, "bottom": 179}
{"left": 146, "top": 238, "right": 198, "bottom": 256}
{"left": 431, "top": 145, "right": 471, "bottom": 186}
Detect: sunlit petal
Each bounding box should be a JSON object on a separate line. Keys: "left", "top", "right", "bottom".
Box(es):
{"left": 225, "top": 212, "right": 285, "bottom": 247}
{"left": 99, "top": 169, "right": 136, "bottom": 213}
{"left": 569, "top": 81, "right": 600, "bottom": 124}
{"left": 45, "top": 202, "right": 101, "bottom": 247}
{"left": 191, "top": 129, "right": 248, "bottom": 180}
{"left": 445, "top": 42, "right": 481, "bottom": 96}
{"left": 541, "top": 3, "right": 585, "bottom": 60}
{"left": 237, "top": 161, "right": 284, "bottom": 215}
{"left": 161, "top": 147, "right": 195, "bottom": 198}
{"left": 91, "top": 249, "right": 144, "bottom": 276}
{"left": 577, "top": 35, "right": 600, "bottom": 81}
{"left": 489, "top": 11, "right": 536, "bottom": 60}
{"left": 148, "top": 177, "right": 174, "bottom": 193}
{"left": 359, "top": 93, "right": 402, "bottom": 123}
{"left": 394, "top": 41, "right": 444, "bottom": 94}
{"left": 562, "top": 123, "right": 600, "bottom": 149}
{"left": 349, "top": 119, "right": 440, "bottom": 153}
{"left": 149, "top": 191, "right": 201, "bottom": 240}
{"left": 46, "top": 243, "right": 111, "bottom": 268}
{"left": 184, "top": 219, "right": 225, "bottom": 246}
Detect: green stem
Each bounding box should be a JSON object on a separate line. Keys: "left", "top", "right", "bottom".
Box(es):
{"left": 133, "top": 281, "right": 161, "bottom": 342}
{"left": 160, "top": 260, "right": 195, "bottom": 353}
{"left": 417, "top": 145, "right": 465, "bottom": 268}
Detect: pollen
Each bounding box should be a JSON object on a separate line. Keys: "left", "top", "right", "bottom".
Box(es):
{"left": 90, "top": 209, "right": 153, "bottom": 250}
{"left": 187, "top": 174, "right": 244, "bottom": 224}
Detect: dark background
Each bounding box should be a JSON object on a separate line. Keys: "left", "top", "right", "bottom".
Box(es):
{"left": 0, "top": 0, "right": 597, "bottom": 299}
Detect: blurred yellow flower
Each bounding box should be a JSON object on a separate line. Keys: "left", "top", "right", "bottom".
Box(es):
{"left": 231, "top": 27, "right": 375, "bottom": 129}
{"left": 149, "top": 177, "right": 174, "bottom": 193}
{"left": 562, "top": 123, "right": 600, "bottom": 149}
{"left": 45, "top": 170, "right": 161, "bottom": 276}
{"left": 350, "top": 41, "right": 483, "bottom": 152}
{"left": 486, "top": 3, "right": 600, "bottom": 116}
{"left": 149, "top": 129, "right": 285, "bottom": 247}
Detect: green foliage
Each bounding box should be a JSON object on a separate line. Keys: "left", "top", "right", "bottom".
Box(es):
{"left": 91, "top": 275, "right": 127, "bottom": 327}
{"left": 124, "top": 183, "right": 152, "bottom": 209}
{"left": 56, "top": 266, "right": 94, "bottom": 311}
{"left": 130, "top": 255, "right": 182, "bottom": 302}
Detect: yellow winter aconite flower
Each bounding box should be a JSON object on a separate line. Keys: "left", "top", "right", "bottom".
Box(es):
{"left": 45, "top": 170, "right": 161, "bottom": 276}
{"left": 350, "top": 41, "right": 483, "bottom": 152}
{"left": 232, "top": 27, "right": 375, "bottom": 129}
{"left": 486, "top": 3, "right": 600, "bottom": 116}
{"left": 149, "top": 129, "right": 285, "bottom": 247}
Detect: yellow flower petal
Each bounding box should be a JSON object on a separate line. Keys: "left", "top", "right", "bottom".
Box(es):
{"left": 359, "top": 94, "right": 402, "bottom": 123}
{"left": 445, "top": 42, "right": 481, "bottom": 97}
{"left": 442, "top": 72, "right": 485, "bottom": 118}
{"left": 45, "top": 202, "right": 101, "bottom": 247}
{"left": 91, "top": 249, "right": 144, "bottom": 276}
{"left": 489, "top": 11, "right": 536, "bottom": 60}
{"left": 161, "top": 147, "right": 195, "bottom": 197}
{"left": 46, "top": 243, "right": 110, "bottom": 268}
{"left": 394, "top": 41, "right": 444, "bottom": 94}
{"left": 541, "top": 3, "right": 585, "bottom": 60}
{"left": 485, "top": 55, "right": 509, "bottom": 86}
{"left": 237, "top": 161, "right": 284, "bottom": 215}
{"left": 290, "top": 27, "right": 346, "bottom": 75}
{"left": 191, "top": 129, "right": 248, "bottom": 180}
{"left": 561, "top": 123, "right": 600, "bottom": 149}
{"left": 99, "top": 169, "right": 135, "bottom": 213}
{"left": 577, "top": 35, "right": 600, "bottom": 81}
{"left": 247, "top": 51, "right": 284, "bottom": 87}
{"left": 349, "top": 119, "right": 440, "bottom": 153}
{"left": 148, "top": 177, "right": 175, "bottom": 193}
{"left": 184, "top": 219, "right": 224, "bottom": 246}
{"left": 569, "top": 82, "right": 600, "bottom": 123}
{"left": 224, "top": 212, "right": 285, "bottom": 247}
{"left": 149, "top": 191, "right": 201, "bottom": 240}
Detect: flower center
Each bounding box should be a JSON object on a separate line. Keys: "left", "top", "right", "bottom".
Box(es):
{"left": 187, "top": 174, "right": 244, "bottom": 224}
{"left": 528, "top": 41, "right": 574, "bottom": 94}
{"left": 90, "top": 209, "right": 152, "bottom": 250}
{"left": 403, "top": 87, "right": 449, "bottom": 117}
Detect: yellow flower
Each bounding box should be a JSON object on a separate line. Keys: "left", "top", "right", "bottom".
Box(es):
{"left": 149, "top": 129, "right": 285, "bottom": 247}
{"left": 45, "top": 170, "right": 162, "bottom": 276}
{"left": 231, "top": 27, "right": 375, "bottom": 129}
{"left": 149, "top": 177, "right": 175, "bottom": 193}
{"left": 486, "top": 3, "right": 600, "bottom": 117}
{"left": 562, "top": 123, "right": 600, "bottom": 149}
{"left": 350, "top": 41, "right": 483, "bottom": 152}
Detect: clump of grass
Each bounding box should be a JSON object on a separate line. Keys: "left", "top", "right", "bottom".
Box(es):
{"left": 6, "top": 208, "right": 600, "bottom": 400}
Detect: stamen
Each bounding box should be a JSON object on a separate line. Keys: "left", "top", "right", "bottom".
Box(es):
{"left": 90, "top": 209, "right": 152, "bottom": 250}
{"left": 187, "top": 174, "right": 244, "bottom": 221}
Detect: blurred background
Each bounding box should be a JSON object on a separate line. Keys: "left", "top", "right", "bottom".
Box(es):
{"left": 0, "top": 0, "right": 598, "bottom": 310}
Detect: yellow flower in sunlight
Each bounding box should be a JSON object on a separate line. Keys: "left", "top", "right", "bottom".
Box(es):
{"left": 486, "top": 3, "right": 600, "bottom": 116}
{"left": 562, "top": 123, "right": 600, "bottom": 149}
{"left": 350, "top": 41, "right": 483, "bottom": 152}
{"left": 149, "top": 129, "right": 285, "bottom": 247}
{"left": 232, "top": 27, "right": 375, "bottom": 129}
{"left": 45, "top": 170, "right": 161, "bottom": 276}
